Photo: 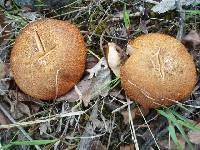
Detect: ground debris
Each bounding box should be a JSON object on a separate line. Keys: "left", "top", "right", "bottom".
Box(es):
{"left": 158, "top": 133, "right": 185, "bottom": 149}
{"left": 182, "top": 30, "right": 200, "bottom": 48}
{"left": 76, "top": 103, "right": 102, "bottom": 150}
{"left": 0, "top": 108, "right": 9, "bottom": 125}
{"left": 120, "top": 144, "right": 135, "bottom": 150}
{"left": 10, "top": 101, "right": 31, "bottom": 119}
{"left": 188, "top": 122, "right": 200, "bottom": 144}
{"left": 0, "top": 0, "right": 200, "bottom": 149}
{"left": 121, "top": 106, "right": 149, "bottom": 124}
{"left": 57, "top": 57, "right": 111, "bottom": 106}
{"left": 88, "top": 140, "right": 107, "bottom": 150}
{"left": 147, "top": 0, "right": 200, "bottom": 14}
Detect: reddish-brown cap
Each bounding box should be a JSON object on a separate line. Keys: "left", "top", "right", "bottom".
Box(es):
{"left": 11, "top": 19, "right": 86, "bottom": 100}
{"left": 121, "top": 33, "right": 197, "bottom": 108}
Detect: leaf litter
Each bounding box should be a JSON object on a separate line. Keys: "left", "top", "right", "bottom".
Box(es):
{"left": 0, "top": 1, "right": 200, "bottom": 150}
{"left": 57, "top": 57, "right": 111, "bottom": 106}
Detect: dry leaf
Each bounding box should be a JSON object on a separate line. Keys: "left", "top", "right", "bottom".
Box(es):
{"left": 89, "top": 141, "right": 107, "bottom": 150}
{"left": 87, "top": 58, "right": 108, "bottom": 79}
{"left": 86, "top": 54, "right": 98, "bottom": 69}
{"left": 5, "top": 96, "right": 31, "bottom": 119}
{"left": 20, "top": 12, "right": 43, "bottom": 21}
{"left": 182, "top": 30, "right": 200, "bottom": 48}
{"left": 0, "top": 63, "right": 10, "bottom": 79}
{"left": 107, "top": 42, "right": 121, "bottom": 77}
{"left": 110, "top": 89, "right": 125, "bottom": 100}
{"left": 11, "top": 102, "right": 31, "bottom": 119}
{"left": 188, "top": 122, "right": 200, "bottom": 144}
{"left": 0, "top": 79, "right": 10, "bottom": 95}
{"left": 158, "top": 133, "right": 185, "bottom": 149}
{"left": 148, "top": 0, "right": 200, "bottom": 14}
{"left": 9, "top": 90, "right": 31, "bottom": 101}
{"left": 8, "top": 90, "right": 41, "bottom": 114}
{"left": 39, "top": 122, "right": 49, "bottom": 135}
{"left": 57, "top": 58, "right": 111, "bottom": 106}
{"left": 13, "top": 0, "right": 34, "bottom": 8}
{"left": 120, "top": 144, "right": 135, "bottom": 150}
{"left": 0, "top": 110, "right": 9, "bottom": 125}
{"left": 122, "top": 106, "right": 149, "bottom": 124}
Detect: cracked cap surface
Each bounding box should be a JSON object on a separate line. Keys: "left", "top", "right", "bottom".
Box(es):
{"left": 121, "top": 33, "right": 197, "bottom": 108}
{"left": 11, "top": 19, "right": 86, "bottom": 100}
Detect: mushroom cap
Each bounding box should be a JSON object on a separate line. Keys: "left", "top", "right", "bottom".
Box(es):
{"left": 121, "top": 33, "right": 197, "bottom": 108}
{"left": 11, "top": 19, "right": 86, "bottom": 100}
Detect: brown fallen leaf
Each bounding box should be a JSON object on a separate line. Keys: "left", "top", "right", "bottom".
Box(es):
{"left": 89, "top": 141, "right": 107, "bottom": 150}
{"left": 122, "top": 106, "right": 149, "bottom": 124}
{"left": 120, "top": 144, "right": 135, "bottom": 150}
{"left": 188, "top": 122, "right": 200, "bottom": 144}
{"left": 0, "top": 109, "right": 9, "bottom": 125}
{"left": 11, "top": 102, "right": 31, "bottom": 119}
{"left": 57, "top": 58, "right": 111, "bottom": 106}
{"left": 9, "top": 90, "right": 32, "bottom": 102}
{"left": 86, "top": 54, "right": 99, "bottom": 69}
{"left": 0, "top": 62, "right": 10, "bottom": 79}
{"left": 182, "top": 30, "right": 200, "bottom": 48}
{"left": 158, "top": 133, "right": 185, "bottom": 149}
{"left": 4, "top": 95, "right": 31, "bottom": 119}
{"left": 8, "top": 90, "right": 42, "bottom": 114}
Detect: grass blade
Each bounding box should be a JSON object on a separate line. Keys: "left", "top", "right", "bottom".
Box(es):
{"left": 175, "top": 124, "right": 194, "bottom": 150}
{"left": 157, "top": 109, "right": 200, "bottom": 131}
{"left": 1, "top": 139, "right": 58, "bottom": 150}
{"left": 168, "top": 121, "right": 182, "bottom": 149}
{"left": 123, "top": 4, "right": 130, "bottom": 29}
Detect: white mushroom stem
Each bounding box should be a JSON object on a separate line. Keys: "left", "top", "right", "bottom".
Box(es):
{"left": 107, "top": 42, "right": 121, "bottom": 77}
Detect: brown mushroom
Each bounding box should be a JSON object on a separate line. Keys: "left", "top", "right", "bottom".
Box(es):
{"left": 10, "top": 19, "right": 86, "bottom": 100}
{"left": 121, "top": 33, "right": 197, "bottom": 108}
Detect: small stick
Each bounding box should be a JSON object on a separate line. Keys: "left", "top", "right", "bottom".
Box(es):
{"left": 34, "top": 31, "right": 45, "bottom": 52}
{"left": 127, "top": 97, "right": 139, "bottom": 150}
{"left": 0, "top": 103, "right": 41, "bottom": 150}
{"left": 176, "top": 0, "right": 185, "bottom": 40}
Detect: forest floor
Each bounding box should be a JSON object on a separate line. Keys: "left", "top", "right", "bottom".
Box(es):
{"left": 0, "top": 0, "right": 200, "bottom": 150}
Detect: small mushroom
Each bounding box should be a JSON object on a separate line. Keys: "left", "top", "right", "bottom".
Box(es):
{"left": 121, "top": 33, "right": 197, "bottom": 108}
{"left": 10, "top": 19, "right": 87, "bottom": 100}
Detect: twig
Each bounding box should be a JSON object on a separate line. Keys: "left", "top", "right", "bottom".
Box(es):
{"left": 0, "top": 110, "right": 85, "bottom": 129}
{"left": 106, "top": 113, "right": 115, "bottom": 149}
{"left": 0, "top": 103, "right": 41, "bottom": 150}
{"left": 176, "top": 0, "right": 185, "bottom": 40}
{"left": 100, "top": 28, "right": 107, "bottom": 58}
{"left": 127, "top": 97, "right": 139, "bottom": 150}
{"left": 89, "top": 2, "right": 113, "bottom": 39}
{"left": 112, "top": 101, "right": 133, "bottom": 113}
{"left": 141, "top": 116, "right": 168, "bottom": 150}
{"left": 137, "top": 105, "right": 160, "bottom": 150}
{"left": 50, "top": 7, "right": 88, "bottom": 19}
{"left": 142, "top": 128, "right": 168, "bottom": 150}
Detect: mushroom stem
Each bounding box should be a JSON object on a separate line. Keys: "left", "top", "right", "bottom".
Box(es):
{"left": 107, "top": 42, "right": 121, "bottom": 77}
